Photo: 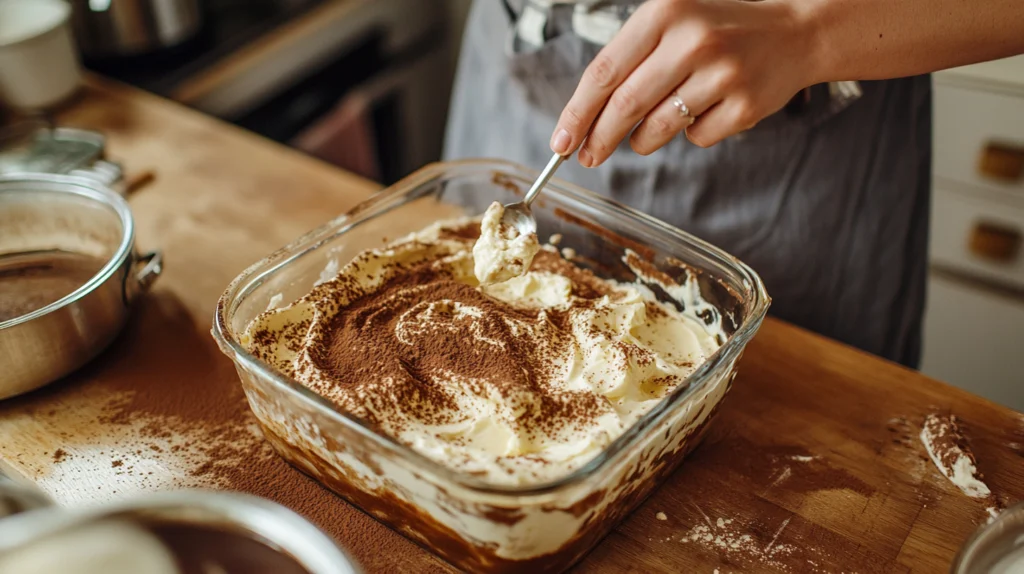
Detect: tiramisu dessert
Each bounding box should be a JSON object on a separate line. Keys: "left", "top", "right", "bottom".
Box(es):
{"left": 243, "top": 213, "right": 722, "bottom": 486}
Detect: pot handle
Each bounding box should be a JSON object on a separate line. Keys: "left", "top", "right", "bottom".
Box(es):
{"left": 68, "top": 159, "right": 123, "bottom": 189}
{"left": 134, "top": 251, "right": 163, "bottom": 295}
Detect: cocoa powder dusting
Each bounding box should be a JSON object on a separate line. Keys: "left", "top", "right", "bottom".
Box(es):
{"left": 530, "top": 250, "right": 613, "bottom": 299}
{"left": 310, "top": 254, "right": 605, "bottom": 435}
{"left": 437, "top": 221, "right": 480, "bottom": 241}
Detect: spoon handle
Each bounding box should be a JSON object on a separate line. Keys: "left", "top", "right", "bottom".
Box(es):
{"left": 523, "top": 153, "right": 565, "bottom": 207}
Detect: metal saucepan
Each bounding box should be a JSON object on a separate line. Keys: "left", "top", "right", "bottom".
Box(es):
{"left": 0, "top": 490, "right": 360, "bottom": 574}
{"left": 0, "top": 121, "right": 109, "bottom": 177}
{"left": 69, "top": 0, "right": 202, "bottom": 59}
{"left": 0, "top": 172, "right": 161, "bottom": 399}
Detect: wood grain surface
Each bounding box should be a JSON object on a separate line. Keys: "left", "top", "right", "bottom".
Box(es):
{"left": 1, "top": 78, "right": 1022, "bottom": 574}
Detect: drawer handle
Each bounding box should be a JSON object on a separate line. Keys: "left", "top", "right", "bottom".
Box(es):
{"left": 978, "top": 141, "right": 1024, "bottom": 183}
{"left": 968, "top": 220, "right": 1021, "bottom": 263}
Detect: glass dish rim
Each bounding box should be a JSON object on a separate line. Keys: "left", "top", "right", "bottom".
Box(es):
{"left": 212, "top": 158, "right": 770, "bottom": 497}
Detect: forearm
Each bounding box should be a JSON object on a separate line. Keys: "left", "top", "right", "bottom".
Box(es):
{"left": 804, "top": 0, "right": 1024, "bottom": 83}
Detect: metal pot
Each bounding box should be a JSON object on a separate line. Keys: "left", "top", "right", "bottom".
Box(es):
{"left": 69, "top": 0, "right": 202, "bottom": 59}
{"left": 0, "top": 171, "right": 162, "bottom": 399}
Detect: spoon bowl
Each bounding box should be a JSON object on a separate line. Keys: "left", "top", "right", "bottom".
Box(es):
{"left": 499, "top": 201, "right": 537, "bottom": 238}
{"left": 499, "top": 153, "right": 564, "bottom": 237}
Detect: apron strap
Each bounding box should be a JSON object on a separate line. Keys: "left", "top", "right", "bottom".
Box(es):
{"left": 501, "top": 0, "right": 516, "bottom": 21}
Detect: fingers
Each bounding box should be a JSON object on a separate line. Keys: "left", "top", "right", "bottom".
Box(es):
{"left": 549, "top": 5, "right": 664, "bottom": 156}
{"left": 578, "top": 46, "right": 690, "bottom": 167}
{"left": 629, "top": 71, "right": 722, "bottom": 156}
{"left": 684, "top": 96, "right": 760, "bottom": 148}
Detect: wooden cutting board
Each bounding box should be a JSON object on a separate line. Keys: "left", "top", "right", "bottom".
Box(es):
{"left": 1, "top": 78, "right": 1022, "bottom": 574}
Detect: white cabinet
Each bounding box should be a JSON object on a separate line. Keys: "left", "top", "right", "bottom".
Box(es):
{"left": 920, "top": 271, "right": 1024, "bottom": 411}
{"left": 922, "top": 56, "right": 1024, "bottom": 411}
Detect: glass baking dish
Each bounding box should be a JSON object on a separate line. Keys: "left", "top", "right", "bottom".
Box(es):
{"left": 212, "top": 159, "right": 769, "bottom": 573}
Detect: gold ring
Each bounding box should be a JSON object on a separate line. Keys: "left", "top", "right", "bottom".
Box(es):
{"left": 671, "top": 95, "right": 696, "bottom": 126}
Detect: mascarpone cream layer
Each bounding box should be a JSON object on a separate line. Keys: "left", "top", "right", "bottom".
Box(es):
{"left": 243, "top": 218, "right": 721, "bottom": 485}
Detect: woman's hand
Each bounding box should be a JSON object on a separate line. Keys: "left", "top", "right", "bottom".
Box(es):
{"left": 550, "top": 0, "right": 819, "bottom": 166}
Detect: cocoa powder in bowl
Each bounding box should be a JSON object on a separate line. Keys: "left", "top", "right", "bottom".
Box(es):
{"left": 0, "top": 251, "right": 106, "bottom": 323}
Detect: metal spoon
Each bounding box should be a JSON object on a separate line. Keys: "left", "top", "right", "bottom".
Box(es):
{"left": 500, "top": 152, "right": 566, "bottom": 237}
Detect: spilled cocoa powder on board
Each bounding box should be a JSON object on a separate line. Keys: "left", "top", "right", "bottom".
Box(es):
{"left": 688, "top": 426, "right": 872, "bottom": 497}
{"left": 56, "top": 294, "right": 456, "bottom": 573}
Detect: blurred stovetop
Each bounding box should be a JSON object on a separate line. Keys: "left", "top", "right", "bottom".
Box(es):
{"left": 83, "top": 0, "right": 326, "bottom": 96}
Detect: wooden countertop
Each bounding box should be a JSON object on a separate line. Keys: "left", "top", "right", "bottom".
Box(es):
{"left": 1, "top": 78, "right": 1022, "bottom": 573}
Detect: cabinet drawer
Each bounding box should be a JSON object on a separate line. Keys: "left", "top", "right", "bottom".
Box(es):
{"left": 933, "top": 84, "right": 1024, "bottom": 193}
{"left": 929, "top": 184, "right": 1024, "bottom": 289}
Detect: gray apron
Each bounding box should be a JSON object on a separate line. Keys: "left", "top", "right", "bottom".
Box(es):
{"left": 443, "top": 0, "right": 932, "bottom": 368}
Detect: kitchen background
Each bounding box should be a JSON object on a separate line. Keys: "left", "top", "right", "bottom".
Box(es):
{"left": 2, "top": 0, "right": 1023, "bottom": 411}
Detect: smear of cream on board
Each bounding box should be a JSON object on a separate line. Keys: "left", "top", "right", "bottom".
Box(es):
{"left": 919, "top": 413, "right": 1002, "bottom": 520}
{"left": 920, "top": 413, "right": 990, "bottom": 498}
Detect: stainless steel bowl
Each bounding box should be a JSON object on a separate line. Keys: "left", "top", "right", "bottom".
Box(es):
{"left": 0, "top": 172, "right": 161, "bottom": 399}
{"left": 0, "top": 490, "right": 360, "bottom": 574}
{"left": 952, "top": 504, "right": 1024, "bottom": 573}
